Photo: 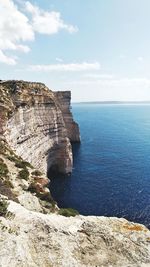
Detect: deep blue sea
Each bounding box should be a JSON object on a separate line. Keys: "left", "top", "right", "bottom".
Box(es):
{"left": 50, "top": 104, "right": 150, "bottom": 227}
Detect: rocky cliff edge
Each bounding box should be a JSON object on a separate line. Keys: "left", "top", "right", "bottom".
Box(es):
{"left": 0, "top": 200, "right": 150, "bottom": 267}
{"left": 0, "top": 80, "right": 150, "bottom": 267}
{"left": 0, "top": 80, "right": 80, "bottom": 175}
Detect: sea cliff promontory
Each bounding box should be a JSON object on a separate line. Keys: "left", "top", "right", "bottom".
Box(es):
{"left": 1, "top": 80, "right": 80, "bottom": 175}
{"left": 0, "top": 80, "right": 150, "bottom": 267}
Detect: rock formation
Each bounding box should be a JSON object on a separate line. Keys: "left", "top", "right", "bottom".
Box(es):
{"left": 0, "top": 80, "right": 80, "bottom": 175}
{"left": 0, "top": 200, "right": 150, "bottom": 267}
{"left": 54, "top": 91, "right": 80, "bottom": 142}
{"left": 1, "top": 80, "right": 150, "bottom": 267}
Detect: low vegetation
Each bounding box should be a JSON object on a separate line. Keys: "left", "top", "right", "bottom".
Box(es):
{"left": 0, "top": 159, "right": 9, "bottom": 179}
{"left": 0, "top": 197, "right": 9, "bottom": 216}
{"left": 15, "top": 161, "right": 33, "bottom": 169}
{"left": 6, "top": 154, "right": 33, "bottom": 170}
{"left": 31, "top": 170, "right": 42, "bottom": 176}
{"left": 18, "top": 169, "right": 29, "bottom": 180}
{"left": 58, "top": 208, "right": 79, "bottom": 217}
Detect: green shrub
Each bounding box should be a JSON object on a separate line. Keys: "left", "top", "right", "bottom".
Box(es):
{"left": 31, "top": 170, "right": 42, "bottom": 176}
{"left": 0, "top": 197, "right": 9, "bottom": 216}
{"left": 7, "top": 155, "right": 17, "bottom": 162}
{"left": 58, "top": 208, "right": 79, "bottom": 217}
{"left": 18, "top": 169, "right": 29, "bottom": 180}
{"left": 0, "top": 160, "right": 9, "bottom": 178}
{"left": 15, "top": 161, "right": 26, "bottom": 169}
{"left": 15, "top": 160, "right": 33, "bottom": 169}
{"left": 22, "top": 161, "right": 33, "bottom": 169}
{"left": 7, "top": 155, "right": 33, "bottom": 170}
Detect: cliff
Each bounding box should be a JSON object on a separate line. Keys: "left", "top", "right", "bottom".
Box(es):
{"left": 0, "top": 80, "right": 150, "bottom": 267}
{"left": 0, "top": 80, "right": 80, "bottom": 175}
{"left": 54, "top": 91, "right": 80, "bottom": 142}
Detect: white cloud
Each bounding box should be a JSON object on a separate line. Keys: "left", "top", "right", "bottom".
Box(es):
{"left": 0, "top": 50, "right": 17, "bottom": 65}
{"left": 25, "top": 1, "right": 78, "bottom": 34}
{"left": 0, "top": 0, "right": 34, "bottom": 64}
{"left": 28, "top": 62, "right": 101, "bottom": 72}
{"left": 0, "top": 0, "right": 78, "bottom": 65}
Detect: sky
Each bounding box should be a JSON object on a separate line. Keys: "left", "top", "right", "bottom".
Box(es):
{"left": 1, "top": 0, "right": 150, "bottom": 102}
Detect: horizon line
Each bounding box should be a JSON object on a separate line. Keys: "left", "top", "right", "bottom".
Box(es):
{"left": 72, "top": 100, "right": 150, "bottom": 104}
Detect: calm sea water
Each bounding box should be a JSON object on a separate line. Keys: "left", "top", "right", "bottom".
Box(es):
{"left": 50, "top": 104, "right": 150, "bottom": 227}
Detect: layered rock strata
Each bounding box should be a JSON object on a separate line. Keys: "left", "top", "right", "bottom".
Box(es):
{"left": 0, "top": 80, "right": 80, "bottom": 175}
{"left": 54, "top": 91, "right": 80, "bottom": 142}
{"left": 1, "top": 80, "right": 150, "bottom": 267}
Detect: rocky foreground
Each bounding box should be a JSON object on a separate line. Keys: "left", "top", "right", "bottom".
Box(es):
{"left": 0, "top": 80, "right": 150, "bottom": 267}
{"left": 0, "top": 200, "right": 150, "bottom": 267}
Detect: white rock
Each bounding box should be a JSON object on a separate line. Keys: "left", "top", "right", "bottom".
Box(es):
{"left": 0, "top": 201, "right": 150, "bottom": 267}
{"left": 18, "top": 192, "right": 43, "bottom": 212}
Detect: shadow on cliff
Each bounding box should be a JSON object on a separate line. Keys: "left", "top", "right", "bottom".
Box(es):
{"left": 72, "top": 142, "right": 81, "bottom": 163}
{"left": 47, "top": 142, "right": 81, "bottom": 208}
{"left": 47, "top": 142, "right": 81, "bottom": 180}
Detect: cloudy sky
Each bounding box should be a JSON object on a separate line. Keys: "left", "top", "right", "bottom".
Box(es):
{"left": 1, "top": 0, "right": 150, "bottom": 102}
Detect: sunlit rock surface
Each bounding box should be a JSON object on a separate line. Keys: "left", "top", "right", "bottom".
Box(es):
{"left": 0, "top": 80, "right": 80, "bottom": 175}
{"left": 0, "top": 200, "right": 150, "bottom": 267}
{"left": 54, "top": 91, "right": 80, "bottom": 142}
{"left": 1, "top": 80, "right": 150, "bottom": 267}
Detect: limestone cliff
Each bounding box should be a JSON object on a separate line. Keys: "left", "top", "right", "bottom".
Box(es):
{"left": 1, "top": 80, "right": 150, "bottom": 267}
{"left": 0, "top": 80, "right": 80, "bottom": 175}
{"left": 54, "top": 91, "right": 80, "bottom": 142}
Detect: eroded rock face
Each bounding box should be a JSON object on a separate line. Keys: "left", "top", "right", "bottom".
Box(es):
{"left": 54, "top": 91, "right": 80, "bottom": 142}
{"left": 1, "top": 80, "right": 80, "bottom": 175}
{"left": 2, "top": 80, "right": 150, "bottom": 267}
{"left": 0, "top": 200, "right": 150, "bottom": 267}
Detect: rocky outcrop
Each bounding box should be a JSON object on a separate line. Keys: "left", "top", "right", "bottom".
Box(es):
{"left": 1, "top": 79, "right": 150, "bottom": 267}
{"left": 0, "top": 200, "right": 150, "bottom": 267}
{"left": 0, "top": 138, "right": 56, "bottom": 213}
{"left": 0, "top": 80, "right": 80, "bottom": 175}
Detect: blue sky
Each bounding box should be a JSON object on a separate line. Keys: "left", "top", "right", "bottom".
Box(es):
{"left": 1, "top": 0, "right": 150, "bottom": 102}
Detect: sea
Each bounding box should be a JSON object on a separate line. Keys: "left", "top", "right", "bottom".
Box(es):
{"left": 50, "top": 104, "right": 150, "bottom": 228}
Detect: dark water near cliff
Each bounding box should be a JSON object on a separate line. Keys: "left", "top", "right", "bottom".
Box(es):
{"left": 50, "top": 104, "right": 150, "bottom": 227}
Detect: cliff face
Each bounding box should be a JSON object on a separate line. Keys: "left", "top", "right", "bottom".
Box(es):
{"left": 1, "top": 80, "right": 80, "bottom": 175}
{"left": 54, "top": 91, "right": 80, "bottom": 142}
{"left": 1, "top": 80, "right": 150, "bottom": 267}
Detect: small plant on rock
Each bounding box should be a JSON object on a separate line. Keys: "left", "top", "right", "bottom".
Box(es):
{"left": 58, "top": 208, "right": 79, "bottom": 217}
{"left": 0, "top": 160, "right": 9, "bottom": 179}
{"left": 0, "top": 197, "right": 9, "bottom": 216}
{"left": 18, "top": 169, "right": 29, "bottom": 180}
{"left": 31, "top": 170, "right": 42, "bottom": 176}
{"left": 15, "top": 161, "right": 33, "bottom": 169}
